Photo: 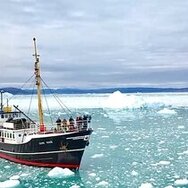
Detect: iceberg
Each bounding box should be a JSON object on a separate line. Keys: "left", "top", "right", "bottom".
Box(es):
{"left": 0, "top": 179, "right": 20, "bottom": 188}
{"left": 47, "top": 167, "right": 74, "bottom": 178}
{"left": 104, "top": 91, "right": 141, "bottom": 109}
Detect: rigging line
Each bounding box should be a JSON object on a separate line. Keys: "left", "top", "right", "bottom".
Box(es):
{"left": 41, "top": 84, "right": 53, "bottom": 127}
{"left": 40, "top": 78, "right": 72, "bottom": 116}
{"left": 5, "top": 74, "right": 35, "bottom": 104}
{"left": 13, "top": 105, "right": 36, "bottom": 124}
{"left": 41, "top": 78, "right": 71, "bottom": 118}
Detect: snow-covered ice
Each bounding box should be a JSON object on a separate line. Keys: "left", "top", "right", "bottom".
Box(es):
{"left": 174, "top": 178, "right": 188, "bottom": 186}
{"left": 47, "top": 167, "right": 74, "bottom": 178}
{"left": 139, "top": 182, "right": 153, "bottom": 188}
{"left": 157, "top": 108, "right": 176, "bottom": 115}
{"left": 96, "top": 180, "right": 109, "bottom": 187}
{"left": 0, "top": 179, "right": 20, "bottom": 188}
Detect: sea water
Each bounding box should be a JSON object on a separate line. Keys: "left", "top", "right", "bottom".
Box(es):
{"left": 1, "top": 92, "right": 188, "bottom": 188}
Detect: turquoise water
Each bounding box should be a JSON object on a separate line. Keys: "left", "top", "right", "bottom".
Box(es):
{"left": 1, "top": 93, "right": 188, "bottom": 187}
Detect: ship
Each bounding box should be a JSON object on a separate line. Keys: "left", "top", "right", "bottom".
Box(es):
{"left": 0, "top": 38, "right": 93, "bottom": 169}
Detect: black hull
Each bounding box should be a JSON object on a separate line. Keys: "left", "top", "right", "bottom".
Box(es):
{"left": 0, "top": 129, "right": 92, "bottom": 169}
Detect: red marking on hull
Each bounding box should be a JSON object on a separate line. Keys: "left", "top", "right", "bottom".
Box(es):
{"left": 0, "top": 152, "right": 80, "bottom": 169}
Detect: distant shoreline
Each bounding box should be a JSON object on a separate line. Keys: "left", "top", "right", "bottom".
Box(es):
{"left": 1, "top": 87, "right": 188, "bottom": 95}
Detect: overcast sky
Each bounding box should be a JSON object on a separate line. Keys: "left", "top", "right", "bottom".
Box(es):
{"left": 0, "top": 0, "right": 188, "bottom": 88}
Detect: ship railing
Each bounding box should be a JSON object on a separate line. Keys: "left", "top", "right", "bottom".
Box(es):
{"left": 51, "top": 119, "right": 92, "bottom": 133}
{"left": 13, "top": 127, "right": 38, "bottom": 134}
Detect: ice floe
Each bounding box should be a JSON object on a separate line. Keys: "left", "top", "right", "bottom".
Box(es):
{"left": 151, "top": 160, "right": 171, "bottom": 166}
{"left": 47, "top": 167, "right": 74, "bottom": 178}
{"left": 0, "top": 179, "right": 20, "bottom": 188}
{"left": 139, "top": 182, "right": 153, "bottom": 188}
{"left": 88, "top": 173, "right": 97, "bottom": 177}
{"left": 109, "top": 145, "right": 118, "bottom": 150}
{"left": 178, "top": 125, "right": 185, "bottom": 129}
{"left": 157, "top": 108, "right": 176, "bottom": 115}
{"left": 69, "top": 185, "right": 80, "bottom": 188}
{"left": 131, "top": 170, "right": 138, "bottom": 176}
{"left": 96, "top": 180, "right": 109, "bottom": 187}
{"left": 91, "top": 154, "right": 104, "bottom": 159}
{"left": 174, "top": 178, "right": 188, "bottom": 186}
{"left": 157, "top": 160, "right": 171, "bottom": 165}
{"left": 4, "top": 165, "right": 11, "bottom": 169}
{"left": 178, "top": 150, "right": 188, "bottom": 155}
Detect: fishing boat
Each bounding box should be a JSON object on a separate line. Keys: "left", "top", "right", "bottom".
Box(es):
{"left": 0, "top": 38, "right": 93, "bottom": 169}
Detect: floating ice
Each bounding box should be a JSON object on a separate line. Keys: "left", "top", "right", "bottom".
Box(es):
{"left": 103, "top": 90, "right": 142, "bottom": 109}
{"left": 88, "top": 173, "right": 97, "bottom": 177}
{"left": 178, "top": 125, "right": 185, "bottom": 129}
{"left": 182, "top": 150, "right": 188, "bottom": 155}
{"left": 109, "top": 145, "right": 118, "bottom": 150}
{"left": 157, "top": 160, "right": 171, "bottom": 165}
{"left": 47, "top": 167, "right": 74, "bottom": 178}
{"left": 0, "top": 179, "right": 20, "bottom": 188}
{"left": 174, "top": 178, "right": 188, "bottom": 186}
{"left": 139, "top": 182, "right": 153, "bottom": 188}
{"left": 69, "top": 185, "right": 80, "bottom": 188}
{"left": 96, "top": 180, "right": 109, "bottom": 187}
{"left": 91, "top": 154, "right": 104, "bottom": 159}
{"left": 20, "top": 173, "right": 29, "bottom": 177}
{"left": 101, "top": 135, "right": 109, "bottom": 138}
{"left": 178, "top": 150, "right": 188, "bottom": 155}
{"left": 157, "top": 108, "right": 176, "bottom": 115}
{"left": 4, "top": 165, "right": 11, "bottom": 169}
{"left": 96, "top": 177, "right": 101, "bottom": 181}
{"left": 131, "top": 170, "right": 138, "bottom": 176}
{"left": 97, "top": 128, "right": 106, "bottom": 131}
{"left": 164, "top": 186, "right": 173, "bottom": 188}
{"left": 132, "top": 162, "right": 138, "bottom": 166}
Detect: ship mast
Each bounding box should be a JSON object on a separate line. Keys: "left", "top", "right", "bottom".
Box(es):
{"left": 33, "top": 38, "right": 45, "bottom": 132}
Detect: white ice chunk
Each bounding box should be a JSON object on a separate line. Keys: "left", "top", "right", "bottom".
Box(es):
{"left": 69, "top": 185, "right": 80, "bottom": 188}
{"left": 96, "top": 177, "right": 101, "bottom": 181}
{"left": 139, "top": 182, "right": 153, "bottom": 188}
{"left": 91, "top": 154, "right": 104, "bottom": 159}
{"left": 158, "top": 160, "right": 171, "bottom": 165}
{"left": 178, "top": 125, "right": 185, "bottom": 129}
{"left": 20, "top": 173, "right": 29, "bottom": 177}
{"left": 131, "top": 170, "right": 138, "bottom": 176}
{"left": 4, "top": 166, "right": 11, "bottom": 169}
{"left": 0, "top": 179, "right": 20, "bottom": 188}
{"left": 96, "top": 181, "right": 109, "bottom": 187}
{"left": 165, "top": 186, "right": 173, "bottom": 188}
{"left": 47, "top": 167, "right": 74, "bottom": 178}
{"left": 109, "top": 145, "right": 118, "bottom": 150}
{"left": 157, "top": 108, "right": 176, "bottom": 115}
{"left": 88, "top": 173, "right": 97, "bottom": 177}
{"left": 104, "top": 90, "right": 142, "bottom": 109}
{"left": 181, "top": 150, "right": 188, "bottom": 155}
{"left": 174, "top": 178, "right": 188, "bottom": 186}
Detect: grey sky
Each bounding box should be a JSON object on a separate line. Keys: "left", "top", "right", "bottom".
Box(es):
{"left": 0, "top": 0, "right": 188, "bottom": 88}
